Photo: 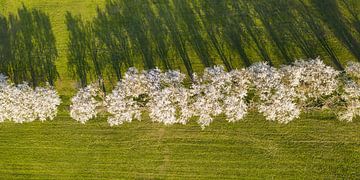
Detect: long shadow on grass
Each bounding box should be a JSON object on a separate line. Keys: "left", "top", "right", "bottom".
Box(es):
{"left": 341, "top": 0, "right": 360, "bottom": 36}
{"left": 251, "top": 0, "right": 294, "bottom": 64}
{"left": 298, "top": 0, "right": 344, "bottom": 70}
{"left": 236, "top": 0, "right": 273, "bottom": 66}
{"left": 312, "top": 0, "right": 360, "bottom": 61}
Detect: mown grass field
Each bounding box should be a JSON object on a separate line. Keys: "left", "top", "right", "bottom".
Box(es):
{"left": 0, "top": 110, "right": 359, "bottom": 179}
{"left": 1, "top": 0, "right": 360, "bottom": 179}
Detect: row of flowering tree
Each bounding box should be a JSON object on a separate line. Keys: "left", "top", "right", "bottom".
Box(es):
{"left": 70, "top": 58, "right": 360, "bottom": 129}
{"left": 1, "top": 57, "right": 360, "bottom": 127}
{"left": 65, "top": 0, "right": 360, "bottom": 92}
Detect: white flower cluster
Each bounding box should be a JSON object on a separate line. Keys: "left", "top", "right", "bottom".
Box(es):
{"left": 248, "top": 62, "right": 300, "bottom": 123}
{"left": 191, "top": 67, "right": 226, "bottom": 128}
{"left": 345, "top": 61, "right": 360, "bottom": 81}
{"left": 338, "top": 61, "right": 360, "bottom": 122}
{"left": 148, "top": 70, "right": 194, "bottom": 125}
{"left": 0, "top": 74, "right": 61, "bottom": 123}
{"left": 191, "top": 66, "right": 249, "bottom": 128}
{"left": 248, "top": 62, "right": 282, "bottom": 100}
{"left": 338, "top": 81, "right": 360, "bottom": 122}
{"left": 106, "top": 68, "right": 149, "bottom": 126}
{"left": 247, "top": 58, "right": 340, "bottom": 124}
{"left": 223, "top": 70, "right": 250, "bottom": 123}
{"left": 69, "top": 58, "right": 360, "bottom": 128}
{"left": 70, "top": 84, "right": 103, "bottom": 124}
{"left": 257, "top": 84, "right": 300, "bottom": 123}
{"left": 280, "top": 58, "right": 340, "bottom": 104}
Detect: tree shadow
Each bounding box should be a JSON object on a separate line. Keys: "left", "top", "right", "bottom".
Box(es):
{"left": 236, "top": 0, "right": 273, "bottom": 66}
{"left": 222, "top": 0, "right": 252, "bottom": 67}
{"left": 154, "top": 0, "right": 194, "bottom": 79}
{"left": 251, "top": 0, "right": 295, "bottom": 64}
{"left": 340, "top": 0, "right": 360, "bottom": 36}
{"left": 196, "top": 0, "right": 233, "bottom": 70}
{"left": 0, "top": 15, "right": 11, "bottom": 75}
{"left": 297, "top": 0, "right": 343, "bottom": 70}
{"left": 2, "top": 5, "right": 58, "bottom": 87}
{"left": 312, "top": 0, "right": 360, "bottom": 61}
{"left": 174, "top": 0, "right": 214, "bottom": 68}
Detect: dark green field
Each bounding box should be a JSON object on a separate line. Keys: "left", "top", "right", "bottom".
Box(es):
{"left": 0, "top": 0, "right": 360, "bottom": 179}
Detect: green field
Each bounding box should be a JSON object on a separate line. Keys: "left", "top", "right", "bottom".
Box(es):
{"left": 1, "top": 0, "right": 105, "bottom": 95}
{"left": 0, "top": 110, "right": 359, "bottom": 179}
{"left": 1, "top": 0, "right": 360, "bottom": 179}
{"left": 1, "top": 0, "right": 359, "bottom": 95}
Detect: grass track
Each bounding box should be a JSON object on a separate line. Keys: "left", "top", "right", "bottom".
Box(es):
{"left": 0, "top": 111, "right": 359, "bottom": 179}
